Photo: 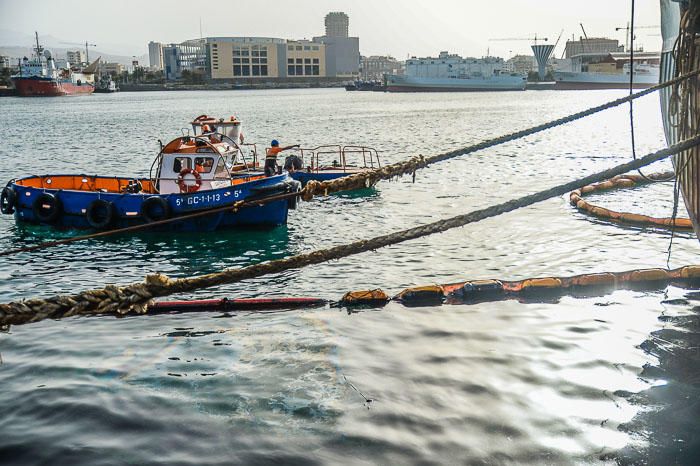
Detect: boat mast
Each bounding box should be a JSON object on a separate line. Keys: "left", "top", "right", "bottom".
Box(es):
{"left": 34, "top": 31, "right": 42, "bottom": 65}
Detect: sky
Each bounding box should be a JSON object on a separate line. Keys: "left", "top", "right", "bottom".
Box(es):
{"left": 0, "top": 0, "right": 662, "bottom": 59}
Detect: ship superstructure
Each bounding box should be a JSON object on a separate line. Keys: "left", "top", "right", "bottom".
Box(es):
{"left": 386, "top": 51, "right": 526, "bottom": 92}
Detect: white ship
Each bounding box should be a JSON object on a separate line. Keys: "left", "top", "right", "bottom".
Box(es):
{"left": 386, "top": 52, "right": 526, "bottom": 92}
{"left": 553, "top": 51, "right": 660, "bottom": 90}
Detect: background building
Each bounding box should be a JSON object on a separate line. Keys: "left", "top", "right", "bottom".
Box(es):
{"left": 360, "top": 55, "right": 402, "bottom": 80}
{"left": 564, "top": 37, "right": 623, "bottom": 58}
{"left": 66, "top": 50, "right": 86, "bottom": 66}
{"left": 313, "top": 12, "right": 359, "bottom": 78}
{"left": 148, "top": 41, "right": 164, "bottom": 70}
{"left": 155, "top": 11, "right": 358, "bottom": 81}
{"left": 505, "top": 55, "right": 536, "bottom": 75}
{"left": 325, "top": 12, "right": 349, "bottom": 38}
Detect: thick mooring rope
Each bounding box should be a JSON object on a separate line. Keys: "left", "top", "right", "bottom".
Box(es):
{"left": 302, "top": 70, "right": 700, "bottom": 198}
{"left": 3, "top": 135, "right": 700, "bottom": 326}
{"left": 3, "top": 70, "right": 698, "bottom": 259}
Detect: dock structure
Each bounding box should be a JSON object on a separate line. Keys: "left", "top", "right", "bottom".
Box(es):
{"left": 531, "top": 44, "right": 555, "bottom": 80}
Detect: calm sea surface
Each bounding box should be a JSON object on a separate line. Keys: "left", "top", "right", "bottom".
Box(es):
{"left": 1, "top": 88, "right": 699, "bottom": 465}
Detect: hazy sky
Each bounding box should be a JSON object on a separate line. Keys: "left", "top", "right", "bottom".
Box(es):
{"left": 0, "top": 0, "right": 662, "bottom": 58}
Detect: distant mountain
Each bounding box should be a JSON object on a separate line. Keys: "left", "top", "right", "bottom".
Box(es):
{"left": 0, "top": 29, "right": 147, "bottom": 67}
{"left": 0, "top": 45, "right": 148, "bottom": 67}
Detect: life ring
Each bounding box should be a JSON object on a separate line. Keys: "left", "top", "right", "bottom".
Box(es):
{"left": 177, "top": 168, "right": 202, "bottom": 193}
{"left": 141, "top": 196, "right": 171, "bottom": 223}
{"left": 85, "top": 199, "right": 116, "bottom": 230}
{"left": 32, "top": 192, "right": 62, "bottom": 223}
{"left": 0, "top": 186, "right": 17, "bottom": 215}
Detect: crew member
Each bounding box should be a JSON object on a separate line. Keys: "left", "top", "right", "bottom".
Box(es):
{"left": 265, "top": 140, "right": 299, "bottom": 176}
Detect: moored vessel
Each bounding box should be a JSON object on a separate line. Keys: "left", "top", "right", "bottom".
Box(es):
{"left": 386, "top": 52, "right": 526, "bottom": 92}
{"left": 0, "top": 130, "right": 300, "bottom": 232}
{"left": 10, "top": 32, "right": 96, "bottom": 97}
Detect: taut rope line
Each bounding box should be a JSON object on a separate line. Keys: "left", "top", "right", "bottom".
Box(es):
{"left": 3, "top": 135, "right": 700, "bottom": 327}
{"left": 2, "top": 70, "right": 699, "bottom": 258}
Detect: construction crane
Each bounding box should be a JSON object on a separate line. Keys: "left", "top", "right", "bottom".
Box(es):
{"left": 490, "top": 34, "right": 549, "bottom": 45}
{"left": 615, "top": 23, "right": 659, "bottom": 51}
{"left": 60, "top": 41, "right": 97, "bottom": 63}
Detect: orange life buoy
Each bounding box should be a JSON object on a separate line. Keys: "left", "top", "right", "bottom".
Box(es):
{"left": 177, "top": 168, "right": 202, "bottom": 193}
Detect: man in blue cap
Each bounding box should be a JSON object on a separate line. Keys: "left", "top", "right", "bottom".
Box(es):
{"left": 265, "top": 140, "right": 300, "bottom": 176}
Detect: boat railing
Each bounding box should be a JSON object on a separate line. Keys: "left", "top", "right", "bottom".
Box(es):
{"left": 297, "top": 145, "right": 381, "bottom": 173}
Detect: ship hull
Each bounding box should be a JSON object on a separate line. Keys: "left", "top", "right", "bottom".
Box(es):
{"left": 386, "top": 74, "right": 526, "bottom": 92}
{"left": 11, "top": 77, "right": 95, "bottom": 96}
{"left": 553, "top": 71, "right": 658, "bottom": 90}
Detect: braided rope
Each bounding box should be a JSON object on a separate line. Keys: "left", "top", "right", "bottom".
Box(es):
{"left": 3, "top": 135, "right": 700, "bottom": 326}
{"left": 303, "top": 70, "right": 700, "bottom": 198}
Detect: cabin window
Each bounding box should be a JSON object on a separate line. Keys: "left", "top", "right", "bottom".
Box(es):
{"left": 214, "top": 157, "right": 228, "bottom": 178}
{"left": 173, "top": 157, "right": 192, "bottom": 173}
{"left": 194, "top": 157, "right": 215, "bottom": 173}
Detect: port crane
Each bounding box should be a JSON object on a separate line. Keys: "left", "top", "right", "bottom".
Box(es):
{"left": 615, "top": 23, "right": 659, "bottom": 51}
{"left": 489, "top": 35, "right": 549, "bottom": 45}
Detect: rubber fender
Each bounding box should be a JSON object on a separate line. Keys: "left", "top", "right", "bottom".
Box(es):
{"left": 340, "top": 289, "right": 389, "bottom": 305}
{"left": 395, "top": 285, "right": 445, "bottom": 304}
{"left": 0, "top": 186, "right": 16, "bottom": 215}
{"left": 141, "top": 196, "right": 171, "bottom": 223}
{"left": 85, "top": 199, "right": 116, "bottom": 230}
{"left": 453, "top": 280, "right": 504, "bottom": 297}
{"left": 679, "top": 266, "right": 700, "bottom": 279}
{"left": 520, "top": 277, "right": 563, "bottom": 290}
{"left": 628, "top": 269, "right": 670, "bottom": 282}
{"left": 32, "top": 192, "right": 62, "bottom": 223}
{"left": 569, "top": 273, "right": 617, "bottom": 288}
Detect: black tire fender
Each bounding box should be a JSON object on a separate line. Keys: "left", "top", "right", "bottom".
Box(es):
{"left": 0, "top": 186, "right": 17, "bottom": 215}
{"left": 85, "top": 199, "right": 116, "bottom": 230}
{"left": 141, "top": 196, "right": 171, "bottom": 223}
{"left": 32, "top": 192, "right": 62, "bottom": 223}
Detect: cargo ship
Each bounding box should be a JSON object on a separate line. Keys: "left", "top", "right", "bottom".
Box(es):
{"left": 11, "top": 32, "right": 96, "bottom": 96}
{"left": 386, "top": 52, "right": 526, "bottom": 92}
{"left": 553, "top": 50, "right": 660, "bottom": 90}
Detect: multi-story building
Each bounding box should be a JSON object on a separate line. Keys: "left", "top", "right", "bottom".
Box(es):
{"left": 285, "top": 40, "right": 325, "bottom": 77}
{"left": 505, "top": 55, "right": 536, "bottom": 75}
{"left": 360, "top": 55, "right": 402, "bottom": 80}
{"left": 313, "top": 11, "right": 359, "bottom": 78}
{"left": 100, "top": 62, "right": 125, "bottom": 75}
{"left": 0, "top": 55, "right": 11, "bottom": 70}
{"left": 564, "top": 38, "right": 623, "bottom": 58}
{"left": 66, "top": 50, "right": 86, "bottom": 66}
{"left": 156, "top": 11, "right": 357, "bottom": 81}
{"left": 163, "top": 39, "right": 207, "bottom": 80}
{"left": 148, "top": 41, "right": 164, "bottom": 70}
{"left": 209, "top": 37, "right": 285, "bottom": 79}
{"left": 325, "top": 12, "right": 349, "bottom": 38}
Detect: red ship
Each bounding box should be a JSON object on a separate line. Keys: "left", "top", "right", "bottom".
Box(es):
{"left": 11, "top": 32, "right": 96, "bottom": 97}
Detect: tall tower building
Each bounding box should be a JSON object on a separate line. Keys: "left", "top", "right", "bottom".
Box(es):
{"left": 148, "top": 41, "right": 164, "bottom": 70}
{"left": 325, "top": 12, "right": 349, "bottom": 38}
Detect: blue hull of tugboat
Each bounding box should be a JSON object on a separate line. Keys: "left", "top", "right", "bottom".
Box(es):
{"left": 10, "top": 174, "right": 294, "bottom": 232}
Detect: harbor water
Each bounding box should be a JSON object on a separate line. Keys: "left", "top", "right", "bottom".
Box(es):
{"left": 0, "top": 88, "right": 699, "bottom": 464}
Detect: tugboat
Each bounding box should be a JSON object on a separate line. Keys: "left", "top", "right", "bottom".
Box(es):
{"left": 11, "top": 32, "right": 97, "bottom": 97}
{"left": 189, "top": 115, "right": 382, "bottom": 187}
{"left": 0, "top": 127, "right": 301, "bottom": 232}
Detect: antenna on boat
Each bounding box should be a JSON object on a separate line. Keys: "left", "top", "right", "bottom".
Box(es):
{"left": 34, "top": 31, "right": 42, "bottom": 65}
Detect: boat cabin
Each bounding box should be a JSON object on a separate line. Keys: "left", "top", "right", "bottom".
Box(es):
{"left": 156, "top": 135, "right": 246, "bottom": 194}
